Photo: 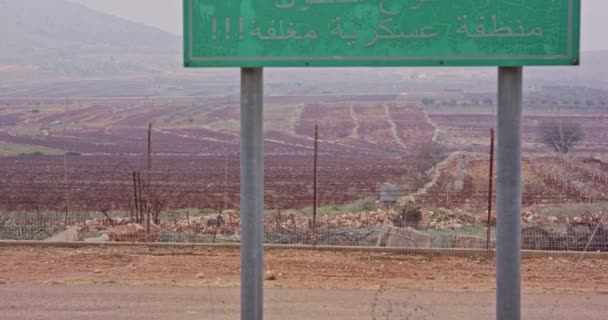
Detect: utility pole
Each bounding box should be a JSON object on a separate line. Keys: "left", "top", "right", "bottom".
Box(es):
{"left": 496, "top": 67, "right": 523, "bottom": 320}
{"left": 312, "top": 124, "right": 319, "bottom": 245}
{"left": 486, "top": 128, "right": 495, "bottom": 250}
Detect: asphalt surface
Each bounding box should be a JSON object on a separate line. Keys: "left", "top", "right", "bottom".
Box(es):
{"left": 0, "top": 285, "right": 606, "bottom": 319}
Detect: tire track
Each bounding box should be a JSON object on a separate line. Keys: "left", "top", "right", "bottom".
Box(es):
{"left": 384, "top": 104, "right": 408, "bottom": 151}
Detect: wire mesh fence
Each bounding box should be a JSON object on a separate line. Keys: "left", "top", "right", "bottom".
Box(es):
{"left": 2, "top": 208, "right": 607, "bottom": 253}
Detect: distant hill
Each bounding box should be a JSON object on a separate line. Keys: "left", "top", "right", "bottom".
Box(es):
{"left": 0, "top": 0, "right": 605, "bottom": 91}
{"left": 0, "top": 0, "right": 180, "bottom": 76}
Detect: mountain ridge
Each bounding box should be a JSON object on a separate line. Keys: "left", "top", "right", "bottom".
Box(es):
{"left": 0, "top": 0, "right": 180, "bottom": 76}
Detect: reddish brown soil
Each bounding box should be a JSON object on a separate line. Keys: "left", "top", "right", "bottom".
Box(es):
{"left": 0, "top": 245, "right": 606, "bottom": 294}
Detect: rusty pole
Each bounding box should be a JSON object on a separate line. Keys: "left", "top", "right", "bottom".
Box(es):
{"left": 146, "top": 122, "right": 152, "bottom": 235}
{"left": 132, "top": 171, "right": 139, "bottom": 223}
{"left": 137, "top": 171, "right": 144, "bottom": 223}
{"left": 312, "top": 124, "right": 319, "bottom": 245}
{"left": 486, "top": 128, "right": 495, "bottom": 250}
{"left": 62, "top": 112, "right": 70, "bottom": 227}
{"left": 224, "top": 151, "right": 229, "bottom": 212}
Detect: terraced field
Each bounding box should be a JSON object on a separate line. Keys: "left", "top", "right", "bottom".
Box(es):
{"left": 428, "top": 112, "right": 608, "bottom": 154}
{"left": 414, "top": 154, "right": 608, "bottom": 212}
{"left": 0, "top": 97, "right": 433, "bottom": 214}
{"left": 2, "top": 96, "right": 608, "bottom": 217}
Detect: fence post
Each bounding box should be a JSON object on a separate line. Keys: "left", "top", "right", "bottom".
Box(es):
{"left": 137, "top": 171, "right": 144, "bottom": 223}
{"left": 146, "top": 122, "right": 152, "bottom": 235}
{"left": 312, "top": 124, "right": 319, "bottom": 245}
{"left": 132, "top": 171, "right": 139, "bottom": 222}
{"left": 486, "top": 128, "right": 495, "bottom": 249}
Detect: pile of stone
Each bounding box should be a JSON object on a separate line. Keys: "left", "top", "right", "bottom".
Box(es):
{"left": 521, "top": 210, "right": 559, "bottom": 225}
{"left": 327, "top": 210, "right": 394, "bottom": 229}
{"left": 79, "top": 217, "right": 132, "bottom": 232}
{"left": 165, "top": 210, "right": 240, "bottom": 235}
{"left": 521, "top": 210, "right": 607, "bottom": 225}
{"left": 107, "top": 223, "right": 159, "bottom": 242}
{"left": 265, "top": 209, "right": 395, "bottom": 232}
{"left": 565, "top": 213, "right": 606, "bottom": 224}
{"left": 425, "top": 209, "right": 476, "bottom": 230}
{"left": 263, "top": 209, "right": 308, "bottom": 232}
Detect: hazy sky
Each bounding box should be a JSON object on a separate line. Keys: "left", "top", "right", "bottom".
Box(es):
{"left": 72, "top": 0, "right": 608, "bottom": 51}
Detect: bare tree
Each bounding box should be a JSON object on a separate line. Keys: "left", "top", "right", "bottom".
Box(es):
{"left": 538, "top": 120, "right": 584, "bottom": 154}
{"left": 411, "top": 143, "right": 447, "bottom": 189}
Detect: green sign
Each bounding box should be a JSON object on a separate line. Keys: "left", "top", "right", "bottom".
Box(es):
{"left": 184, "top": 0, "right": 580, "bottom": 67}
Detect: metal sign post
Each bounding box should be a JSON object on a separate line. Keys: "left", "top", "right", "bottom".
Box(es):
{"left": 496, "top": 67, "right": 523, "bottom": 320}
{"left": 183, "top": 2, "right": 580, "bottom": 320}
{"left": 240, "top": 67, "right": 264, "bottom": 320}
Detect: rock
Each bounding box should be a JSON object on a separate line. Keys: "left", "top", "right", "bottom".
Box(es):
{"left": 84, "top": 233, "right": 110, "bottom": 242}
{"left": 196, "top": 273, "right": 205, "bottom": 279}
{"left": 93, "top": 269, "right": 102, "bottom": 274}
{"left": 265, "top": 271, "right": 277, "bottom": 281}
{"left": 107, "top": 223, "right": 160, "bottom": 242}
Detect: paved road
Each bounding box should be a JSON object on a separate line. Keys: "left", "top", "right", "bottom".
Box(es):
{"left": 0, "top": 285, "right": 605, "bottom": 319}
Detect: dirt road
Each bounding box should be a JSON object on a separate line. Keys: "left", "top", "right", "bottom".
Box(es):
{"left": 1, "top": 245, "right": 607, "bottom": 319}
{"left": 0, "top": 285, "right": 606, "bottom": 320}
{"left": 1, "top": 245, "right": 607, "bottom": 293}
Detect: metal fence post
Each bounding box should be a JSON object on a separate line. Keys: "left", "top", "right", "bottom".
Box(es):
{"left": 496, "top": 66, "right": 523, "bottom": 320}
{"left": 312, "top": 124, "right": 318, "bottom": 245}
{"left": 486, "top": 128, "right": 495, "bottom": 249}
{"left": 241, "top": 67, "right": 264, "bottom": 320}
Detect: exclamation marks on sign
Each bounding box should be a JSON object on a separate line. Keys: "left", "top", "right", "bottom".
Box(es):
{"left": 212, "top": 17, "right": 242, "bottom": 40}
{"left": 240, "top": 17, "right": 244, "bottom": 40}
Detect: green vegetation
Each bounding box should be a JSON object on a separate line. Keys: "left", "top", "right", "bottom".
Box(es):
{"left": 425, "top": 224, "right": 492, "bottom": 248}
{"left": 299, "top": 197, "right": 379, "bottom": 217}
{"left": 0, "top": 142, "right": 64, "bottom": 156}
